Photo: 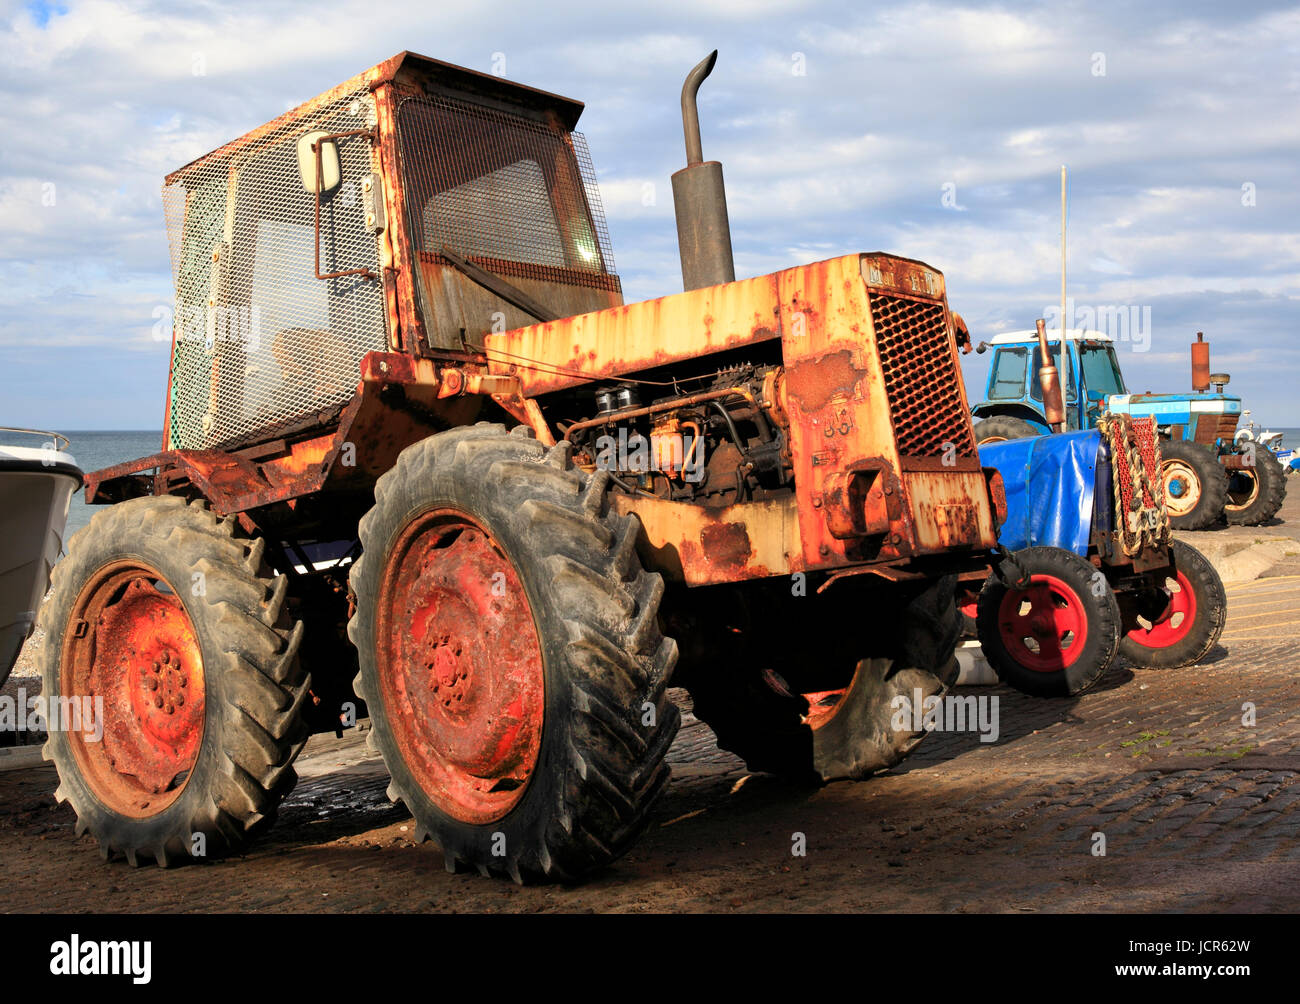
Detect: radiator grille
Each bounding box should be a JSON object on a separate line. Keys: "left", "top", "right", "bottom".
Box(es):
{"left": 869, "top": 293, "right": 976, "bottom": 460}
{"left": 162, "top": 90, "right": 387, "bottom": 450}
{"left": 395, "top": 93, "right": 618, "bottom": 292}
{"left": 1194, "top": 413, "right": 1240, "bottom": 445}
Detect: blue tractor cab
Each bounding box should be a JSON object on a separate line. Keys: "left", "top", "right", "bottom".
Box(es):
{"left": 972, "top": 329, "right": 1133, "bottom": 434}
{"left": 969, "top": 329, "right": 1281, "bottom": 529}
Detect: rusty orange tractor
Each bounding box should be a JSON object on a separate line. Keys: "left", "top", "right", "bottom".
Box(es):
{"left": 40, "top": 50, "right": 1003, "bottom": 881}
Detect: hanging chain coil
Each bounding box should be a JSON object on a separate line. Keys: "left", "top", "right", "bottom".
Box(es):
{"left": 1097, "top": 412, "right": 1171, "bottom": 556}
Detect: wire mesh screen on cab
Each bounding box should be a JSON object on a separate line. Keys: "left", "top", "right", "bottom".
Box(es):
{"left": 395, "top": 93, "right": 619, "bottom": 293}
{"left": 162, "top": 90, "right": 387, "bottom": 451}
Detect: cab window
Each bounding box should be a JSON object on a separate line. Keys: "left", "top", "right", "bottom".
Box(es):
{"left": 988, "top": 347, "right": 1029, "bottom": 400}
{"left": 1079, "top": 344, "right": 1126, "bottom": 397}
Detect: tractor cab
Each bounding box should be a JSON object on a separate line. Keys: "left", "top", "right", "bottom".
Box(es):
{"left": 972, "top": 329, "right": 1126, "bottom": 433}
{"left": 159, "top": 51, "right": 619, "bottom": 455}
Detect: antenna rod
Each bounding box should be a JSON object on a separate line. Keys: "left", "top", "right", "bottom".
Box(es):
{"left": 1059, "top": 164, "right": 1069, "bottom": 427}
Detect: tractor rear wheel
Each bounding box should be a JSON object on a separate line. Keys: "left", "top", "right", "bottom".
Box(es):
{"left": 1224, "top": 448, "right": 1286, "bottom": 526}
{"left": 1159, "top": 440, "right": 1227, "bottom": 530}
{"left": 973, "top": 416, "right": 1039, "bottom": 445}
{"left": 976, "top": 546, "right": 1120, "bottom": 697}
{"left": 348, "top": 424, "right": 679, "bottom": 882}
{"left": 1118, "top": 539, "right": 1226, "bottom": 669}
{"left": 39, "top": 496, "right": 309, "bottom": 866}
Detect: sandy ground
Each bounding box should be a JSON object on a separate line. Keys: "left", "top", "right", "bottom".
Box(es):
{"left": 2, "top": 484, "right": 1298, "bottom": 912}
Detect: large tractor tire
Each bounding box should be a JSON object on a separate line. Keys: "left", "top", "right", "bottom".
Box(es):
{"left": 1118, "top": 539, "right": 1226, "bottom": 669}
{"left": 348, "top": 424, "right": 680, "bottom": 883}
{"left": 682, "top": 575, "right": 963, "bottom": 781}
{"left": 976, "top": 546, "right": 1120, "bottom": 697}
{"left": 973, "top": 416, "right": 1040, "bottom": 445}
{"left": 1224, "top": 448, "right": 1286, "bottom": 526}
{"left": 1158, "top": 440, "right": 1228, "bottom": 530}
{"left": 39, "top": 496, "right": 309, "bottom": 866}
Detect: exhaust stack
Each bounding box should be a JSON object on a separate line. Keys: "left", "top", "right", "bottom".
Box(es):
{"left": 672, "top": 51, "right": 735, "bottom": 291}
{"left": 1191, "top": 331, "right": 1210, "bottom": 392}
{"left": 1035, "top": 319, "right": 1066, "bottom": 432}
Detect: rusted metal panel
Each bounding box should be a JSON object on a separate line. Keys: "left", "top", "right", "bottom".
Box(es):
{"left": 84, "top": 351, "right": 479, "bottom": 520}
{"left": 610, "top": 494, "right": 800, "bottom": 585}
{"left": 778, "top": 253, "right": 995, "bottom": 568}
{"left": 904, "top": 471, "right": 997, "bottom": 551}
{"left": 779, "top": 255, "right": 903, "bottom": 568}
{"left": 483, "top": 270, "right": 783, "bottom": 396}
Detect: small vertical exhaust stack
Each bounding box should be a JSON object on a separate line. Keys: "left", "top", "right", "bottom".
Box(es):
{"left": 1191, "top": 331, "right": 1211, "bottom": 392}
{"left": 672, "top": 50, "right": 735, "bottom": 291}
{"left": 1035, "top": 318, "right": 1066, "bottom": 432}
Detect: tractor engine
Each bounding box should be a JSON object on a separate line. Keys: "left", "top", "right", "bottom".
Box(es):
{"left": 563, "top": 364, "right": 789, "bottom": 506}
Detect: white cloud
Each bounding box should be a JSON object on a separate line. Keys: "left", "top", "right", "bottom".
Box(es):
{"left": 2, "top": 0, "right": 1299, "bottom": 426}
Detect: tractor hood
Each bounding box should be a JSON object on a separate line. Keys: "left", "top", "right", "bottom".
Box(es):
{"left": 1107, "top": 392, "right": 1241, "bottom": 416}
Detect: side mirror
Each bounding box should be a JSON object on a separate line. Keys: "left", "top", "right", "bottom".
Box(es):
{"left": 297, "top": 131, "right": 340, "bottom": 194}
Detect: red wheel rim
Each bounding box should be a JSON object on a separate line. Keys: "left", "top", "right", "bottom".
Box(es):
{"left": 376, "top": 508, "right": 544, "bottom": 825}
{"left": 996, "top": 573, "right": 1089, "bottom": 673}
{"left": 802, "top": 688, "right": 848, "bottom": 731}
{"left": 1125, "top": 569, "right": 1197, "bottom": 648}
{"left": 62, "top": 561, "right": 206, "bottom": 818}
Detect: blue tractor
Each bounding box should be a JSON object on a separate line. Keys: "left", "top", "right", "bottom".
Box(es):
{"left": 969, "top": 330, "right": 1285, "bottom": 529}
{"left": 963, "top": 418, "right": 1226, "bottom": 697}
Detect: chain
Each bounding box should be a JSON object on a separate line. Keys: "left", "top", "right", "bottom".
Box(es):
{"left": 1096, "top": 413, "right": 1171, "bottom": 556}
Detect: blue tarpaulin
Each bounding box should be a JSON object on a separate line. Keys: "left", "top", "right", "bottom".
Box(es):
{"left": 978, "top": 430, "right": 1103, "bottom": 556}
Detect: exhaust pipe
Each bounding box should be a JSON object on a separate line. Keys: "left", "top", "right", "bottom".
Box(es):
{"left": 672, "top": 50, "right": 735, "bottom": 291}
{"left": 1035, "top": 319, "right": 1066, "bottom": 432}
{"left": 1191, "top": 331, "right": 1210, "bottom": 392}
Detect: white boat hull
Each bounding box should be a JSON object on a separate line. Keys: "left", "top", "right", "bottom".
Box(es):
{"left": 0, "top": 446, "right": 82, "bottom": 685}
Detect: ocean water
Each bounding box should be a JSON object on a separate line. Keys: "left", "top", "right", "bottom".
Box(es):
{"left": 58, "top": 431, "right": 164, "bottom": 538}
{"left": 1270, "top": 429, "right": 1300, "bottom": 451}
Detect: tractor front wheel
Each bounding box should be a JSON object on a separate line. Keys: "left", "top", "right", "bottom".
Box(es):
{"left": 1159, "top": 440, "right": 1228, "bottom": 530}
{"left": 39, "top": 496, "right": 309, "bottom": 866}
{"left": 348, "top": 424, "right": 679, "bottom": 882}
{"left": 1118, "top": 539, "right": 1226, "bottom": 669}
{"left": 976, "top": 546, "right": 1121, "bottom": 697}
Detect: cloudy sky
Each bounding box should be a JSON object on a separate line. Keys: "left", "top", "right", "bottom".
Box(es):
{"left": 1, "top": 0, "right": 1297, "bottom": 431}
